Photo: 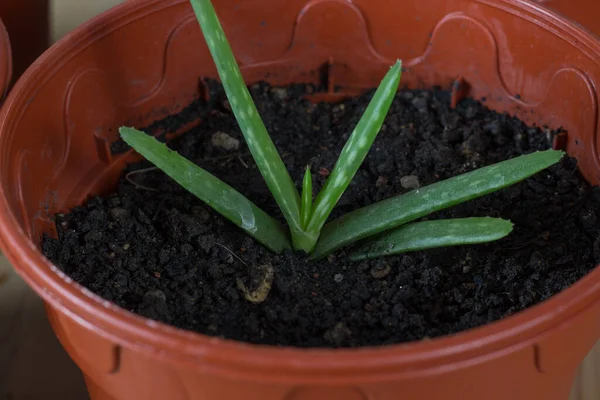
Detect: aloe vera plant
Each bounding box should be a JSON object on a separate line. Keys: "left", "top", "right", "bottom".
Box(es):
{"left": 119, "top": 0, "right": 564, "bottom": 261}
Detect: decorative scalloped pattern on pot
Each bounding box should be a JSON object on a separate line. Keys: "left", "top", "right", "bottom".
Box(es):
{"left": 2, "top": 0, "right": 600, "bottom": 399}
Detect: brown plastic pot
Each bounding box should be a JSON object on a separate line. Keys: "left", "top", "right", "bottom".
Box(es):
{"left": 1, "top": 0, "right": 600, "bottom": 399}
{"left": 0, "top": 17, "right": 11, "bottom": 101}
{"left": 0, "top": 0, "right": 48, "bottom": 83}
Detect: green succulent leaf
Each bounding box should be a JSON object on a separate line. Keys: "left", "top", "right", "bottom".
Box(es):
{"left": 189, "top": 0, "right": 304, "bottom": 248}
{"left": 349, "top": 217, "right": 513, "bottom": 261}
{"left": 312, "top": 149, "right": 564, "bottom": 259}
{"left": 305, "top": 61, "right": 402, "bottom": 247}
{"left": 118, "top": 0, "right": 561, "bottom": 262}
{"left": 301, "top": 166, "right": 313, "bottom": 229}
{"left": 120, "top": 127, "right": 291, "bottom": 253}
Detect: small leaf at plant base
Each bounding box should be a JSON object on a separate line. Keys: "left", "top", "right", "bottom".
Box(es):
{"left": 119, "top": 127, "right": 291, "bottom": 253}
{"left": 189, "top": 0, "right": 305, "bottom": 248}
{"left": 349, "top": 217, "right": 513, "bottom": 261}
{"left": 301, "top": 165, "right": 313, "bottom": 229}
{"left": 306, "top": 60, "right": 402, "bottom": 240}
{"left": 312, "top": 149, "right": 564, "bottom": 259}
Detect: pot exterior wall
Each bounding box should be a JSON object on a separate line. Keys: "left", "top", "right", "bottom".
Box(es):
{"left": 47, "top": 304, "right": 594, "bottom": 400}
{"left": 2, "top": 0, "right": 600, "bottom": 399}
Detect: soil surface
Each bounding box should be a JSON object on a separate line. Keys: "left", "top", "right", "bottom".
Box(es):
{"left": 42, "top": 81, "right": 600, "bottom": 348}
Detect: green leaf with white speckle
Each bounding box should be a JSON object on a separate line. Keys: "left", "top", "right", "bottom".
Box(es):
{"left": 348, "top": 217, "right": 513, "bottom": 261}
{"left": 311, "top": 149, "right": 564, "bottom": 259}
{"left": 303, "top": 60, "right": 402, "bottom": 249}
{"left": 120, "top": 127, "right": 291, "bottom": 253}
{"left": 189, "top": 0, "right": 304, "bottom": 248}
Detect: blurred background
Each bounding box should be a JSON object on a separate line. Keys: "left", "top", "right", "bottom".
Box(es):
{"left": 50, "top": 0, "right": 124, "bottom": 42}
{"left": 0, "top": 0, "right": 599, "bottom": 399}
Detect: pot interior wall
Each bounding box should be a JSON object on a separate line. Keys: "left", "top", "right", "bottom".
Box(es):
{"left": 1, "top": 0, "right": 600, "bottom": 246}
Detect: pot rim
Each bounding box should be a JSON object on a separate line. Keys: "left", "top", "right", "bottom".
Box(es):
{"left": 0, "top": 17, "right": 12, "bottom": 101}
{"left": 0, "top": 0, "right": 599, "bottom": 379}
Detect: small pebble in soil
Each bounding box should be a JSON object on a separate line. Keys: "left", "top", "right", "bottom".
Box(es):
{"left": 400, "top": 175, "right": 421, "bottom": 189}
{"left": 318, "top": 167, "right": 330, "bottom": 177}
{"left": 211, "top": 131, "right": 240, "bottom": 151}
{"left": 375, "top": 176, "right": 388, "bottom": 188}
{"left": 324, "top": 322, "right": 352, "bottom": 346}
{"left": 370, "top": 262, "right": 392, "bottom": 279}
{"left": 270, "top": 87, "right": 289, "bottom": 100}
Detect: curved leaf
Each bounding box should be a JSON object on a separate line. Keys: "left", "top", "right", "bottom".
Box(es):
{"left": 349, "top": 217, "right": 513, "bottom": 261}
{"left": 305, "top": 61, "right": 402, "bottom": 244}
{"left": 312, "top": 149, "right": 564, "bottom": 259}
{"left": 120, "top": 127, "right": 291, "bottom": 253}
{"left": 189, "top": 0, "right": 303, "bottom": 246}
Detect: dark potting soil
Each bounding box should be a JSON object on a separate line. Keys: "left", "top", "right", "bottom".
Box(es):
{"left": 42, "top": 81, "right": 600, "bottom": 348}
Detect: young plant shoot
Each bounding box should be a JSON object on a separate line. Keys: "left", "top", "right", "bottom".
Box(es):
{"left": 119, "top": 0, "right": 565, "bottom": 262}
